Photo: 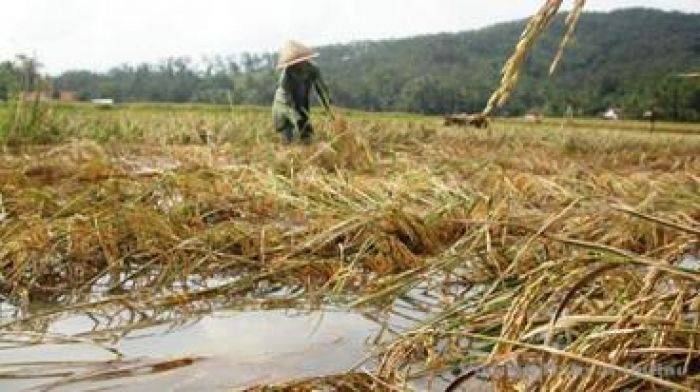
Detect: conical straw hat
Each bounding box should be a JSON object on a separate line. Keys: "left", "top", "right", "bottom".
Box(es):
{"left": 277, "top": 40, "right": 319, "bottom": 69}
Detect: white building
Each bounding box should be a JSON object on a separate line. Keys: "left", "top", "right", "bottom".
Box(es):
{"left": 91, "top": 98, "right": 115, "bottom": 108}
{"left": 603, "top": 108, "right": 621, "bottom": 120}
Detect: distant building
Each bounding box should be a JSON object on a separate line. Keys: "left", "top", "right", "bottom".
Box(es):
{"left": 19, "top": 87, "right": 77, "bottom": 103}
{"left": 20, "top": 91, "right": 52, "bottom": 102}
{"left": 603, "top": 108, "right": 621, "bottom": 121}
{"left": 91, "top": 98, "right": 115, "bottom": 108}
{"left": 58, "top": 91, "right": 77, "bottom": 102}
{"left": 524, "top": 113, "right": 543, "bottom": 124}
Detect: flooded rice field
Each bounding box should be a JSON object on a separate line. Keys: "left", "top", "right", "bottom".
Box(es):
{"left": 1, "top": 112, "right": 699, "bottom": 390}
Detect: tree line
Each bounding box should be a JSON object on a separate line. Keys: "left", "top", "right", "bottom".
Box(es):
{"left": 1, "top": 8, "right": 698, "bottom": 120}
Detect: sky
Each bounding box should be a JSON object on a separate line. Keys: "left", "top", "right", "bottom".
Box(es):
{"left": 1, "top": 1, "right": 698, "bottom": 74}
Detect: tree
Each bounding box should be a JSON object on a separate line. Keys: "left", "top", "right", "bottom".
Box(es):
{"left": 0, "top": 61, "right": 21, "bottom": 99}
{"left": 15, "top": 54, "right": 43, "bottom": 91}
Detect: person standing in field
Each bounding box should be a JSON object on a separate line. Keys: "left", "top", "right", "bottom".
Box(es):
{"left": 273, "top": 40, "right": 333, "bottom": 144}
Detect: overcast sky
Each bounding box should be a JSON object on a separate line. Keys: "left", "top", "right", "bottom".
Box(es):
{"left": 1, "top": 1, "right": 697, "bottom": 74}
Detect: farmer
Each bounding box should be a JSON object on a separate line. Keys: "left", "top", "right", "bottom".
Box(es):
{"left": 273, "top": 40, "right": 333, "bottom": 144}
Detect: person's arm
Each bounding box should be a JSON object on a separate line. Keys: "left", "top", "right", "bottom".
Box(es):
{"left": 313, "top": 67, "right": 333, "bottom": 118}
{"left": 279, "top": 69, "right": 303, "bottom": 126}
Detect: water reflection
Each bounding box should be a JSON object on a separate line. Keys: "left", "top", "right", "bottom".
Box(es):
{"left": 1, "top": 266, "right": 485, "bottom": 390}
{"left": 2, "top": 310, "right": 381, "bottom": 391}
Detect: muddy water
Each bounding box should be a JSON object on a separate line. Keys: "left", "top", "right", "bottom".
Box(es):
{"left": 2, "top": 250, "right": 697, "bottom": 391}
{"left": 0, "top": 272, "right": 487, "bottom": 391}
{"left": 1, "top": 310, "right": 381, "bottom": 391}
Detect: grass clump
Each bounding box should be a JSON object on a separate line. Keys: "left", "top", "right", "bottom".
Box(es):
{"left": 0, "top": 95, "right": 64, "bottom": 145}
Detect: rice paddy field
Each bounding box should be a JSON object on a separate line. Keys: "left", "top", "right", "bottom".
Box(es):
{"left": 0, "top": 101, "right": 699, "bottom": 391}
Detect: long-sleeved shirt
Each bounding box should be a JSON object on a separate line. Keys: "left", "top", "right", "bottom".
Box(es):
{"left": 273, "top": 62, "right": 331, "bottom": 119}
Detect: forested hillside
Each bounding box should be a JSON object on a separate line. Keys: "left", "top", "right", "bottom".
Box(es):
{"left": 4, "top": 8, "right": 699, "bottom": 120}
{"left": 311, "top": 8, "right": 699, "bottom": 119}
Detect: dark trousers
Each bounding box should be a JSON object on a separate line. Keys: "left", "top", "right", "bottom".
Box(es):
{"left": 273, "top": 106, "right": 313, "bottom": 142}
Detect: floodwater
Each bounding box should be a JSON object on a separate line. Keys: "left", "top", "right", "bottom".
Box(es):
{"left": 0, "top": 274, "right": 489, "bottom": 391}
{"left": 1, "top": 310, "right": 381, "bottom": 391}
{"left": 0, "top": 269, "right": 455, "bottom": 391}
{"left": 5, "top": 253, "right": 693, "bottom": 391}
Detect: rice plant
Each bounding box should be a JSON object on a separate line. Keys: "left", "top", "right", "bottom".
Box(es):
{"left": 484, "top": 0, "right": 587, "bottom": 116}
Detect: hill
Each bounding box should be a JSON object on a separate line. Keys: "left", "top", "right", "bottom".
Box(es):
{"left": 42, "top": 8, "right": 700, "bottom": 120}
{"left": 310, "top": 8, "right": 700, "bottom": 119}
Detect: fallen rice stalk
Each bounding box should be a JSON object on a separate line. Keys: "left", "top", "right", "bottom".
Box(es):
{"left": 611, "top": 204, "right": 700, "bottom": 236}
{"left": 483, "top": 0, "right": 588, "bottom": 115}
{"left": 540, "top": 233, "right": 700, "bottom": 282}
{"left": 442, "top": 331, "right": 693, "bottom": 391}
